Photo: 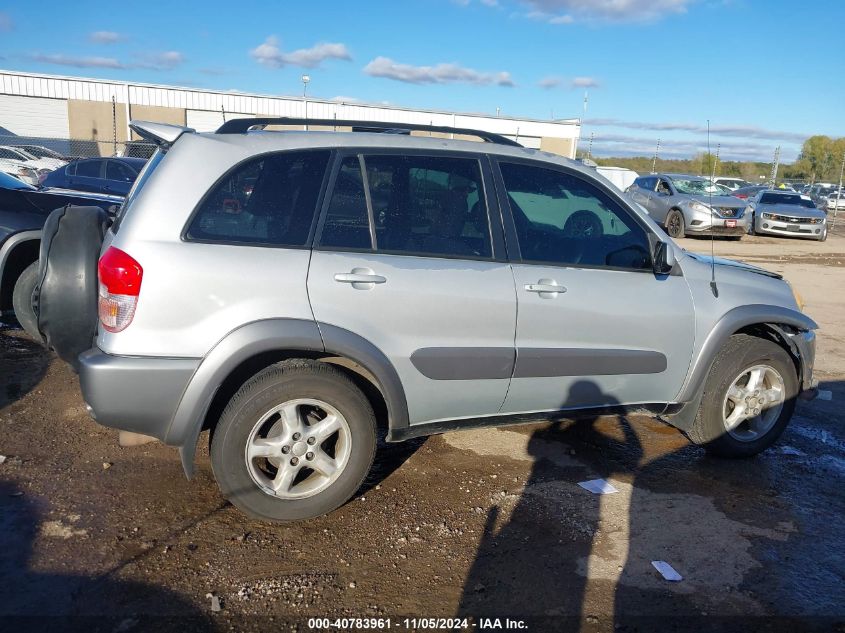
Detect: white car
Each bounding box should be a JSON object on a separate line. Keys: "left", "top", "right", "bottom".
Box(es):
{"left": 825, "top": 192, "right": 845, "bottom": 211}
{"left": 0, "top": 159, "right": 40, "bottom": 186}
{"left": 13, "top": 144, "right": 69, "bottom": 169}
{"left": 712, "top": 177, "right": 750, "bottom": 192}
{"left": 0, "top": 145, "right": 64, "bottom": 171}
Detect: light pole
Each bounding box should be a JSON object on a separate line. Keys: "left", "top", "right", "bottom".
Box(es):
{"left": 301, "top": 75, "right": 311, "bottom": 131}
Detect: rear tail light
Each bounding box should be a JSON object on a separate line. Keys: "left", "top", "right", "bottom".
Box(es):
{"left": 98, "top": 247, "right": 143, "bottom": 333}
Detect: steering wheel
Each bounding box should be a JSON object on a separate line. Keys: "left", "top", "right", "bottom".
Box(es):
{"left": 563, "top": 210, "right": 603, "bottom": 239}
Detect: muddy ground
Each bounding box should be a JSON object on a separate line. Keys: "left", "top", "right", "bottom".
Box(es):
{"left": 1, "top": 231, "right": 844, "bottom": 632}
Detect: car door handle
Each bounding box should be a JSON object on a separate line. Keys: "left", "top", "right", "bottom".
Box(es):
{"left": 525, "top": 279, "right": 566, "bottom": 297}
{"left": 334, "top": 268, "right": 386, "bottom": 289}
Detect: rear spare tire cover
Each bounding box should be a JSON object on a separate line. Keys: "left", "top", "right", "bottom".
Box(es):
{"left": 35, "top": 205, "right": 109, "bottom": 370}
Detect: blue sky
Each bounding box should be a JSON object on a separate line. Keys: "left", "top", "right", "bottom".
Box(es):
{"left": 1, "top": 0, "right": 843, "bottom": 161}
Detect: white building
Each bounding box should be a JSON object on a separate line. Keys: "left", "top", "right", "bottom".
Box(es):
{"left": 0, "top": 69, "right": 581, "bottom": 157}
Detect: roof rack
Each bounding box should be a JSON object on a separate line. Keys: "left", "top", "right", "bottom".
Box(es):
{"left": 215, "top": 117, "right": 522, "bottom": 147}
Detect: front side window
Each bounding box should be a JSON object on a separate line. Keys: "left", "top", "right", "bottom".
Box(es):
{"left": 186, "top": 150, "right": 329, "bottom": 245}
{"left": 106, "top": 161, "right": 137, "bottom": 182}
{"left": 499, "top": 162, "right": 652, "bottom": 270}
{"left": 320, "top": 154, "right": 492, "bottom": 259}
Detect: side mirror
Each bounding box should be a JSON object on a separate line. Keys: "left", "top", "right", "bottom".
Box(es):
{"left": 653, "top": 240, "right": 675, "bottom": 275}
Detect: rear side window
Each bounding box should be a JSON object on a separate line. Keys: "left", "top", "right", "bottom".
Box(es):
{"left": 320, "top": 153, "right": 491, "bottom": 259}
{"left": 186, "top": 150, "right": 330, "bottom": 246}
{"left": 76, "top": 160, "right": 102, "bottom": 178}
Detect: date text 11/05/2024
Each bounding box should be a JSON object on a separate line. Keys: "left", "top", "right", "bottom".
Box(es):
{"left": 307, "top": 617, "right": 528, "bottom": 630}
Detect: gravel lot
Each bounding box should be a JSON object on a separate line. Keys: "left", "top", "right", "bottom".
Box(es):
{"left": 1, "top": 231, "right": 843, "bottom": 632}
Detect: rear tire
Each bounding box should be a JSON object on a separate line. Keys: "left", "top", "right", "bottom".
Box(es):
{"left": 210, "top": 359, "right": 377, "bottom": 522}
{"left": 12, "top": 261, "right": 43, "bottom": 343}
{"left": 665, "top": 209, "right": 685, "bottom": 239}
{"left": 688, "top": 334, "right": 797, "bottom": 458}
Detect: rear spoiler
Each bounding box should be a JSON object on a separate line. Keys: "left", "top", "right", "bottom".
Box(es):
{"left": 129, "top": 120, "right": 195, "bottom": 149}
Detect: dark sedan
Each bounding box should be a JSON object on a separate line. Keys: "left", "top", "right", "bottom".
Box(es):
{"left": 41, "top": 156, "right": 147, "bottom": 196}
{"left": 0, "top": 170, "right": 123, "bottom": 326}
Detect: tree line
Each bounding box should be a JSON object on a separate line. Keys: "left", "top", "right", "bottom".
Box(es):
{"left": 583, "top": 135, "right": 845, "bottom": 184}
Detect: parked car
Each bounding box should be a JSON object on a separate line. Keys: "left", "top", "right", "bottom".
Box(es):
{"left": 711, "top": 177, "right": 750, "bottom": 192}
{"left": 29, "top": 118, "right": 818, "bottom": 523}
{"left": 41, "top": 157, "right": 147, "bottom": 196}
{"left": 626, "top": 173, "right": 748, "bottom": 238}
{"left": 825, "top": 191, "right": 845, "bottom": 212}
{"left": 0, "top": 146, "right": 42, "bottom": 186}
{"left": 748, "top": 190, "right": 827, "bottom": 241}
{"left": 731, "top": 185, "right": 769, "bottom": 201}
{"left": 0, "top": 145, "right": 66, "bottom": 171}
{"left": 0, "top": 170, "right": 123, "bottom": 333}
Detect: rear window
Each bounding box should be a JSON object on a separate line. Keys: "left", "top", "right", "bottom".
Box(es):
{"left": 186, "top": 150, "right": 330, "bottom": 246}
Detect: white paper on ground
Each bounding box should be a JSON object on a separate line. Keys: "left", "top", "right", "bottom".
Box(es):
{"left": 818, "top": 390, "right": 833, "bottom": 401}
{"left": 651, "top": 560, "right": 683, "bottom": 582}
{"left": 578, "top": 478, "right": 618, "bottom": 495}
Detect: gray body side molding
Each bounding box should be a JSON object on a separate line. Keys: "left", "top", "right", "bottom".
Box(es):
{"left": 0, "top": 230, "right": 41, "bottom": 297}
{"left": 171, "top": 318, "right": 409, "bottom": 477}
{"left": 675, "top": 303, "right": 817, "bottom": 405}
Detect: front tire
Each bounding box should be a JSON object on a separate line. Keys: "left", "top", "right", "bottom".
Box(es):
{"left": 665, "top": 209, "right": 685, "bottom": 239}
{"left": 210, "top": 359, "right": 376, "bottom": 522}
{"left": 688, "top": 334, "right": 798, "bottom": 458}
{"left": 12, "top": 261, "right": 43, "bottom": 343}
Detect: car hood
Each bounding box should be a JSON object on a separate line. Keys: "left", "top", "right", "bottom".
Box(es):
{"left": 686, "top": 194, "right": 747, "bottom": 208}
{"left": 685, "top": 252, "right": 782, "bottom": 279}
{"left": 757, "top": 204, "right": 827, "bottom": 219}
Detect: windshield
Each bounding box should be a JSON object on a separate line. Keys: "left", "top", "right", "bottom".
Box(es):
{"left": 20, "top": 146, "right": 59, "bottom": 159}
{"left": 759, "top": 193, "right": 816, "bottom": 208}
{"left": 0, "top": 170, "right": 36, "bottom": 190}
{"left": 673, "top": 179, "right": 725, "bottom": 196}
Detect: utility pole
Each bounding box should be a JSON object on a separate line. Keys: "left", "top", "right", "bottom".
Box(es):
{"left": 769, "top": 146, "right": 781, "bottom": 188}
{"left": 583, "top": 90, "right": 588, "bottom": 114}
{"left": 587, "top": 132, "right": 594, "bottom": 159}
{"left": 221, "top": 105, "right": 226, "bottom": 123}
{"left": 833, "top": 151, "right": 845, "bottom": 230}
{"left": 711, "top": 143, "right": 720, "bottom": 180}
{"left": 651, "top": 139, "right": 661, "bottom": 174}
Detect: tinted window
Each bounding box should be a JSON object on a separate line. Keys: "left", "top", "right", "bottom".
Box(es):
{"left": 321, "top": 154, "right": 491, "bottom": 259}
{"left": 366, "top": 155, "right": 490, "bottom": 258}
{"left": 500, "top": 162, "right": 652, "bottom": 270}
{"left": 186, "top": 150, "right": 329, "bottom": 245}
{"left": 759, "top": 193, "right": 815, "bottom": 208}
{"left": 75, "top": 160, "right": 102, "bottom": 178}
{"left": 0, "top": 148, "right": 18, "bottom": 159}
{"left": 106, "top": 160, "right": 137, "bottom": 182}
{"left": 321, "top": 156, "right": 372, "bottom": 249}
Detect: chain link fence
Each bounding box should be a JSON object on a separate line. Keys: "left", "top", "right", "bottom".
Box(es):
{"left": 0, "top": 134, "right": 156, "bottom": 162}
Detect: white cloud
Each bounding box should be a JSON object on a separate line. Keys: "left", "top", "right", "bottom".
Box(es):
{"left": 251, "top": 36, "right": 352, "bottom": 69}
{"left": 363, "top": 56, "right": 514, "bottom": 87}
{"left": 584, "top": 117, "right": 808, "bottom": 143}
{"left": 538, "top": 75, "right": 562, "bottom": 89}
{"left": 89, "top": 31, "right": 124, "bottom": 44}
{"left": 30, "top": 53, "right": 126, "bottom": 69}
{"left": 30, "top": 50, "right": 185, "bottom": 71}
{"left": 0, "top": 12, "right": 13, "bottom": 32}
{"left": 571, "top": 76, "right": 599, "bottom": 88}
{"left": 137, "top": 50, "right": 184, "bottom": 70}
{"left": 524, "top": 0, "right": 694, "bottom": 23}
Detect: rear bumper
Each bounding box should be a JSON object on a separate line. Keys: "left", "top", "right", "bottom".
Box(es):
{"left": 78, "top": 347, "right": 200, "bottom": 443}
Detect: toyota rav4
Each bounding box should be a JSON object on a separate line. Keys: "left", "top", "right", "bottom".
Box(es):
{"left": 28, "top": 118, "right": 818, "bottom": 523}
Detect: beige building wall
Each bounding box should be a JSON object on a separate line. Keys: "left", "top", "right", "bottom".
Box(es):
{"left": 128, "top": 105, "right": 186, "bottom": 139}
{"left": 540, "top": 136, "right": 575, "bottom": 158}
{"left": 67, "top": 99, "right": 128, "bottom": 156}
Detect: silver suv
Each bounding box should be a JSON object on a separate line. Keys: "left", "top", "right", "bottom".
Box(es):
{"left": 29, "top": 118, "right": 818, "bottom": 523}
{"left": 627, "top": 173, "right": 749, "bottom": 239}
